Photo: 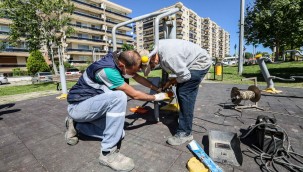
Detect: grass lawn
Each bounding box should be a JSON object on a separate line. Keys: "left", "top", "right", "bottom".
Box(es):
{"left": 209, "top": 61, "right": 303, "bottom": 88}
{"left": 133, "top": 62, "right": 303, "bottom": 88}
{"left": 0, "top": 62, "right": 302, "bottom": 97}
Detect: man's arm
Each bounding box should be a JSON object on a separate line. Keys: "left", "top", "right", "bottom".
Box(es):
{"left": 162, "top": 78, "right": 177, "bottom": 90}
{"left": 116, "top": 82, "right": 156, "bottom": 101}
{"left": 132, "top": 73, "right": 159, "bottom": 91}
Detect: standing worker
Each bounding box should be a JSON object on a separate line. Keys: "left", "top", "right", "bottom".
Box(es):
{"left": 142, "top": 39, "right": 212, "bottom": 146}
{"left": 65, "top": 50, "right": 169, "bottom": 171}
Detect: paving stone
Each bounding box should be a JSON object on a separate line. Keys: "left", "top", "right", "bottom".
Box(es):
{"left": 121, "top": 134, "right": 182, "bottom": 172}
{"left": 39, "top": 140, "right": 98, "bottom": 172}
{"left": 24, "top": 133, "right": 70, "bottom": 160}
{"left": 1, "top": 83, "right": 303, "bottom": 171}
{"left": 167, "top": 152, "right": 192, "bottom": 172}
{"left": 0, "top": 141, "right": 40, "bottom": 172}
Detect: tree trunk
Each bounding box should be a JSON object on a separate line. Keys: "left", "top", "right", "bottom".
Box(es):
{"left": 274, "top": 42, "right": 280, "bottom": 61}
{"left": 290, "top": 44, "right": 294, "bottom": 61}
{"left": 47, "top": 45, "right": 59, "bottom": 75}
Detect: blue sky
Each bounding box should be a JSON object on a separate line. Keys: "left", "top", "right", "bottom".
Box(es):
{"left": 110, "top": 0, "right": 272, "bottom": 55}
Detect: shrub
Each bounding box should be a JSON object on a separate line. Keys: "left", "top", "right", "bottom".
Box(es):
{"left": 26, "top": 50, "right": 50, "bottom": 75}
{"left": 12, "top": 68, "right": 21, "bottom": 76}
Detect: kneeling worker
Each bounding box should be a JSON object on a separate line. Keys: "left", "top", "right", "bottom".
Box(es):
{"left": 65, "top": 50, "right": 169, "bottom": 171}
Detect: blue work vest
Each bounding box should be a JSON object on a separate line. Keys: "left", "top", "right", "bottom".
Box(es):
{"left": 67, "top": 52, "right": 121, "bottom": 104}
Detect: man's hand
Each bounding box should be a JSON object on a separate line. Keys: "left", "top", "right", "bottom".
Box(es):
{"left": 154, "top": 92, "right": 170, "bottom": 101}
{"left": 163, "top": 78, "right": 177, "bottom": 90}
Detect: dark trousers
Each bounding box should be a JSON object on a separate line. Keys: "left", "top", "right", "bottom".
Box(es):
{"left": 176, "top": 68, "right": 209, "bottom": 134}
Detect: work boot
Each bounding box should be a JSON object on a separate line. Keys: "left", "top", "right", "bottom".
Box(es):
{"left": 65, "top": 116, "right": 79, "bottom": 146}
{"left": 99, "top": 147, "right": 135, "bottom": 172}
{"left": 167, "top": 132, "right": 193, "bottom": 146}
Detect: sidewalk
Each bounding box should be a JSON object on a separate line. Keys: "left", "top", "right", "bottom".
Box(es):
{"left": 0, "top": 83, "right": 302, "bottom": 171}
{"left": 0, "top": 90, "right": 60, "bottom": 104}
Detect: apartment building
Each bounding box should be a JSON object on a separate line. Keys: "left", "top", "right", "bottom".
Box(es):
{"left": 135, "top": 2, "right": 230, "bottom": 59}
{"left": 67, "top": 0, "right": 133, "bottom": 65}
{"left": 0, "top": 18, "right": 29, "bottom": 74}
{"left": 0, "top": 0, "right": 133, "bottom": 74}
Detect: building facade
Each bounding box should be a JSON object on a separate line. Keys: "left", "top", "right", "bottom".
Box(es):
{"left": 0, "top": 0, "right": 133, "bottom": 74}
{"left": 0, "top": 18, "right": 29, "bottom": 74}
{"left": 67, "top": 0, "right": 133, "bottom": 65}
{"left": 135, "top": 2, "right": 230, "bottom": 59}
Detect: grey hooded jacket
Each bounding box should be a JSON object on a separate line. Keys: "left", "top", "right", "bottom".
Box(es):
{"left": 157, "top": 39, "right": 212, "bottom": 83}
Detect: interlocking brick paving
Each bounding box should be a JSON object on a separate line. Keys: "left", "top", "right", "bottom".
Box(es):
{"left": 0, "top": 83, "right": 302, "bottom": 172}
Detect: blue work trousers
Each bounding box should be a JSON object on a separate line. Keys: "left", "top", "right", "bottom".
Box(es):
{"left": 176, "top": 68, "right": 209, "bottom": 134}
{"left": 67, "top": 90, "right": 127, "bottom": 152}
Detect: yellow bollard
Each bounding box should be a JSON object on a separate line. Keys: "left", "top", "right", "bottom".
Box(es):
{"left": 215, "top": 64, "right": 222, "bottom": 76}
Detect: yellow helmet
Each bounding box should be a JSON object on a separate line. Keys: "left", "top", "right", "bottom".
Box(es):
{"left": 255, "top": 54, "right": 262, "bottom": 59}
{"left": 141, "top": 55, "right": 149, "bottom": 65}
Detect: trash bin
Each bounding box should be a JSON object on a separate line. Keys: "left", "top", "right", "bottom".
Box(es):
{"left": 214, "top": 62, "right": 223, "bottom": 81}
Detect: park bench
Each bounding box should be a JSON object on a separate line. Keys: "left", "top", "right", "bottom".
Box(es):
{"left": 52, "top": 74, "right": 81, "bottom": 91}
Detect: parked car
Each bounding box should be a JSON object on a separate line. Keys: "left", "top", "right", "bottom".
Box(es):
{"left": 31, "top": 72, "right": 53, "bottom": 84}
{"left": 222, "top": 57, "right": 238, "bottom": 66}
{"left": 65, "top": 68, "right": 81, "bottom": 75}
{"left": 0, "top": 73, "right": 8, "bottom": 85}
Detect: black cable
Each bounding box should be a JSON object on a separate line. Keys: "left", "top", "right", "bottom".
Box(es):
{"left": 240, "top": 123, "right": 303, "bottom": 172}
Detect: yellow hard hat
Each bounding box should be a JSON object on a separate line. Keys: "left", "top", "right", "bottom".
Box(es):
{"left": 141, "top": 56, "right": 149, "bottom": 64}
{"left": 255, "top": 54, "right": 262, "bottom": 59}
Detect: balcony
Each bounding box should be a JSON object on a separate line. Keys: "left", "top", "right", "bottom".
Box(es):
{"left": 106, "top": 20, "right": 132, "bottom": 29}
{"left": 2, "top": 48, "right": 29, "bottom": 52}
{"left": 68, "top": 23, "right": 106, "bottom": 32}
{"left": 66, "top": 48, "right": 92, "bottom": 52}
{"left": 189, "top": 16, "right": 196, "bottom": 20}
{"left": 0, "top": 31, "right": 9, "bottom": 35}
{"left": 105, "top": 9, "right": 131, "bottom": 19}
{"left": 69, "top": 48, "right": 107, "bottom": 53}
{"left": 177, "top": 17, "right": 183, "bottom": 22}
{"left": 72, "top": 0, "right": 104, "bottom": 11}
{"left": 145, "top": 32, "right": 154, "bottom": 36}
{"left": 68, "top": 60, "right": 89, "bottom": 64}
{"left": 68, "top": 36, "right": 106, "bottom": 43}
{"left": 189, "top": 23, "right": 197, "bottom": 27}
{"left": 106, "top": 30, "right": 132, "bottom": 38}
{"left": 73, "top": 11, "right": 102, "bottom": 21}
{"left": 0, "top": 64, "right": 26, "bottom": 67}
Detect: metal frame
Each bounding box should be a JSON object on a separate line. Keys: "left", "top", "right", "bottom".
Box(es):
{"left": 112, "top": 8, "right": 180, "bottom": 121}
{"left": 256, "top": 56, "right": 303, "bottom": 93}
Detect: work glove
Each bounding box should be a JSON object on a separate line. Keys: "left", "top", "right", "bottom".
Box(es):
{"left": 154, "top": 92, "right": 170, "bottom": 101}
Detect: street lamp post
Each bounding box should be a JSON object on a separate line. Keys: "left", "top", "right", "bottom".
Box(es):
{"left": 238, "top": 0, "right": 245, "bottom": 75}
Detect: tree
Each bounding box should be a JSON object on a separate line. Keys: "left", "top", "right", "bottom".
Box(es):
{"left": 26, "top": 50, "right": 50, "bottom": 75}
{"left": 244, "top": 0, "right": 303, "bottom": 61}
{"left": 0, "top": 0, "right": 75, "bottom": 74}
{"left": 245, "top": 52, "right": 253, "bottom": 59}
{"left": 122, "top": 43, "right": 134, "bottom": 51}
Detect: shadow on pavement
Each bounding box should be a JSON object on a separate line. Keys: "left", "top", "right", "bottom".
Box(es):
{"left": 0, "top": 103, "right": 15, "bottom": 109}
{"left": 0, "top": 103, "right": 21, "bottom": 119}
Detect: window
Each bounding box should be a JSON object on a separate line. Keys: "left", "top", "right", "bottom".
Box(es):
{"left": 92, "top": 36, "right": 100, "bottom": 40}
{"left": 79, "top": 56, "right": 89, "bottom": 61}
{"left": 78, "top": 44, "right": 89, "bottom": 50}
{"left": 0, "top": 25, "right": 10, "bottom": 32}
{"left": 78, "top": 34, "right": 89, "bottom": 38}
